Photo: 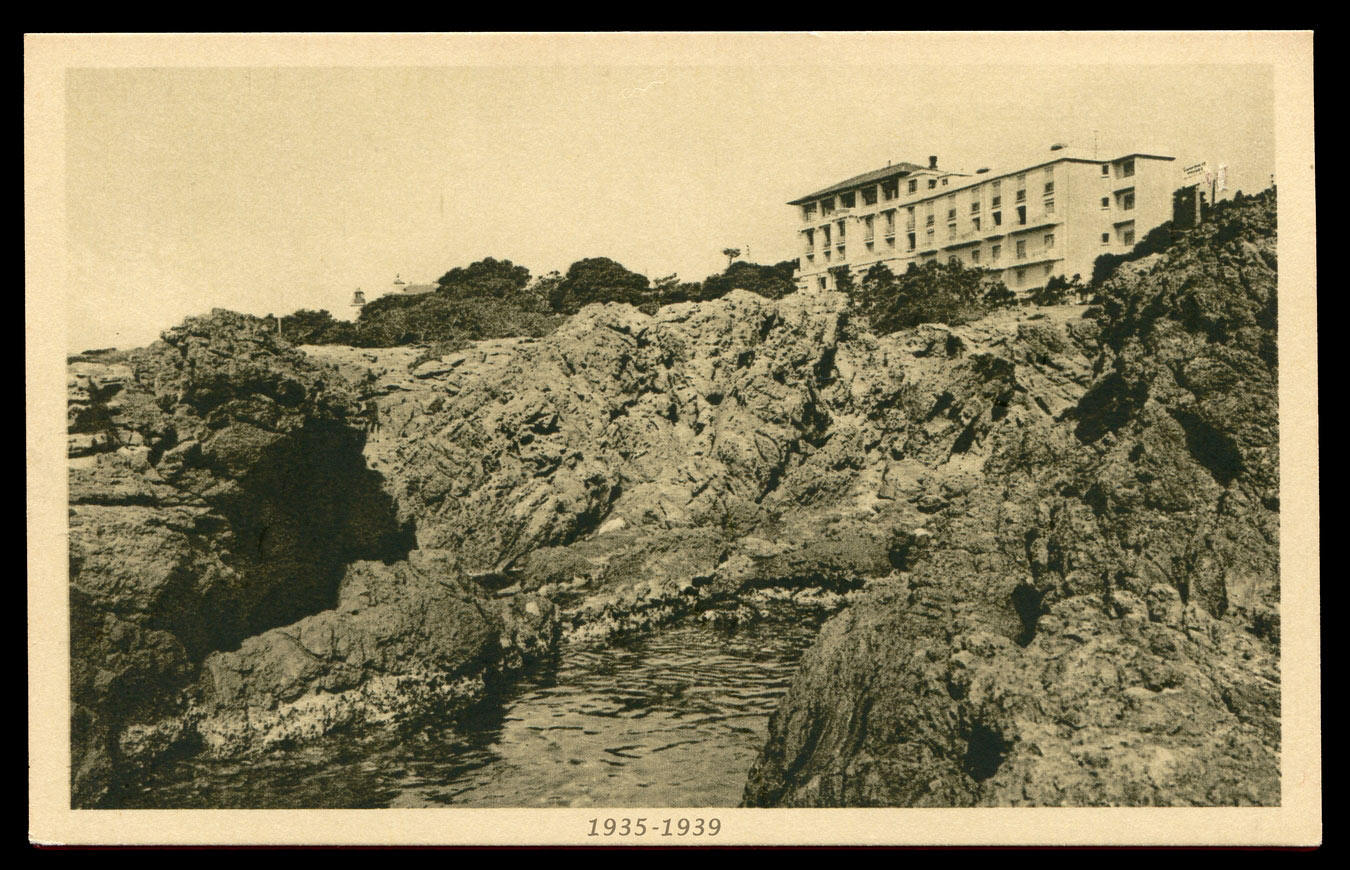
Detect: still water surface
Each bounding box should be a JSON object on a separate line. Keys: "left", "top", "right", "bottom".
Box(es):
{"left": 127, "top": 608, "right": 824, "bottom": 808}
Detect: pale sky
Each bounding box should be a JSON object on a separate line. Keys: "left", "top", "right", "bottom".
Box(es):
{"left": 65, "top": 60, "right": 1275, "bottom": 351}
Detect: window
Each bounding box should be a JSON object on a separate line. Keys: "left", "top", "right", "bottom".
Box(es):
{"left": 1044, "top": 233, "right": 1055, "bottom": 248}
{"left": 908, "top": 179, "right": 918, "bottom": 194}
{"left": 821, "top": 197, "right": 835, "bottom": 215}
{"left": 1044, "top": 199, "right": 1055, "bottom": 214}
{"left": 1101, "top": 233, "right": 1110, "bottom": 244}
{"left": 1122, "top": 159, "right": 1135, "bottom": 177}
{"left": 864, "top": 215, "right": 875, "bottom": 242}
{"left": 941, "top": 177, "right": 949, "bottom": 186}
{"left": 949, "top": 255, "right": 959, "bottom": 265}
{"left": 882, "top": 180, "right": 899, "bottom": 200}
{"left": 837, "top": 220, "right": 846, "bottom": 238}
{"left": 1101, "top": 197, "right": 1110, "bottom": 208}
{"left": 822, "top": 226, "right": 831, "bottom": 244}
{"left": 971, "top": 201, "right": 981, "bottom": 214}
{"left": 992, "top": 180, "right": 1001, "bottom": 193}
{"left": 886, "top": 236, "right": 896, "bottom": 249}
{"left": 1101, "top": 164, "right": 1110, "bottom": 176}
{"left": 907, "top": 232, "right": 916, "bottom": 251}
{"left": 1016, "top": 240, "right": 1027, "bottom": 259}
{"left": 947, "top": 225, "right": 956, "bottom": 240}
{"left": 993, "top": 211, "right": 1002, "bottom": 226}
{"left": 1123, "top": 229, "right": 1135, "bottom": 245}
{"left": 1015, "top": 268, "right": 1025, "bottom": 284}
{"left": 947, "top": 208, "right": 956, "bottom": 221}
{"left": 819, "top": 277, "right": 827, "bottom": 289}
{"left": 841, "top": 191, "right": 856, "bottom": 209}
{"left": 884, "top": 210, "right": 896, "bottom": 234}
{"left": 1122, "top": 191, "right": 1135, "bottom": 210}
{"left": 971, "top": 248, "right": 981, "bottom": 265}
{"left": 1044, "top": 182, "right": 1054, "bottom": 195}
{"left": 1017, "top": 205, "right": 1027, "bottom": 225}
{"left": 928, "top": 178, "right": 937, "bottom": 189}
{"left": 803, "top": 203, "right": 816, "bottom": 220}
{"left": 804, "top": 229, "right": 814, "bottom": 251}
{"left": 906, "top": 207, "right": 915, "bottom": 231}
{"left": 862, "top": 186, "right": 878, "bottom": 206}
{"left": 991, "top": 244, "right": 1001, "bottom": 262}
{"left": 926, "top": 214, "right": 935, "bottom": 227}
{"left": 973, "top": 217, "right": 981, "bottom": 231}
{"left": 992, "top": 195, "right": 1002, "bottom": 208}
{"left": 1044, "top": 264, "right": 1053, "bottom": 277}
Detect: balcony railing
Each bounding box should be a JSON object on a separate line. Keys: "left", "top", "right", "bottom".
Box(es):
{"left": 1011, "top": 247, "right": 1061, "bottom": 264}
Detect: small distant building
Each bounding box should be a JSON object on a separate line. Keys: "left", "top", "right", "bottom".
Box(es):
{"left": 351, "top": 289, "right": 366, "bottom": 308}
{"left": 391, "top": 274, "right": 436, "bottom": 296}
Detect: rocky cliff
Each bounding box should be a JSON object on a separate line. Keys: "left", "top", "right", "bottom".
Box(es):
{"left": 68, "top": 313, "right": 555, "bottom": 807}
{"left": 68, "top": 191, "right": 1279, "bottom": 808}
{"left": 742, "top": 190, "right": 1279, "bottom": 807}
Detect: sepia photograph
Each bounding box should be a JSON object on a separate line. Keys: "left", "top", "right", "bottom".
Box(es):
{"left": 27, "top": 32, "right": 1319, "bottom": 846}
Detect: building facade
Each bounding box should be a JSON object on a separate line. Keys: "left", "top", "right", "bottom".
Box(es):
{"left": 790, "top": 149, "right": 1177, "bottom": 295}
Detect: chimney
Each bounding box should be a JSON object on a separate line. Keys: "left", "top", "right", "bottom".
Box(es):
{"left": 928, "top": 155, "right": 938, "bottom": 170}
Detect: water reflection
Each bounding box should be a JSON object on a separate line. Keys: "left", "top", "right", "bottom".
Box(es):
{"left": 126, "top": 605, "right": 825, "bottom": 808}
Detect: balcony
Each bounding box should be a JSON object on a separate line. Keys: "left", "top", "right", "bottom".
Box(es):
{"left": 1011, "top": 248, "right": 1063, "bottom": 266}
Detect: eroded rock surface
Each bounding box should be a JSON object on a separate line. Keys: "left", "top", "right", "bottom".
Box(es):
{"left": 70, "top": 192, "right": 1279, "bottom": 808}
{"left": 742, "top": 191, "right": 1280, "bottom": 807}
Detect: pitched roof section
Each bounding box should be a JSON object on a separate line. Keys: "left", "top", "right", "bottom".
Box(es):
{"left": 788, "top": 161, "right": 931, "bottom": 205}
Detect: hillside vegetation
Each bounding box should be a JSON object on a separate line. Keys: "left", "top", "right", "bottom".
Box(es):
{"left": 275, "top": 255, "right": 799, "bottom": 353}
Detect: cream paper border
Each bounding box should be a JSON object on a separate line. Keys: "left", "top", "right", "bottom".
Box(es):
{"left": 26, "top": 32, "right": 1319, "bottom": 847}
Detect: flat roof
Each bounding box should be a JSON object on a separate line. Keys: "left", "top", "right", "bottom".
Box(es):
{"left": 790, "top": 152, "right": 1175, "bottom": 208}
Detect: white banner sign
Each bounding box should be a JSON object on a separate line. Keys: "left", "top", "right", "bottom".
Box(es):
{"left": 1182, "top": 160, "right": 1209, "bottom": 183}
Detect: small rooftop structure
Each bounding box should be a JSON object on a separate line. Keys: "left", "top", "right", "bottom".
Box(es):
{"left": 389, "top": 274, "right": 437, "bottom": 296}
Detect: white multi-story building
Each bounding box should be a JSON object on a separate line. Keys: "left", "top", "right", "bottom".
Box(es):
{"left": 790, "top": 148, "right": 1178, "bottom": 295}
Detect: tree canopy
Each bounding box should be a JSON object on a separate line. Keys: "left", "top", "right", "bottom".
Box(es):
{"left": 851, "top": 260, "right": 1007, "bottom": 334}
{"left": 548, "top": 257, "right": 653, "bottom": 314}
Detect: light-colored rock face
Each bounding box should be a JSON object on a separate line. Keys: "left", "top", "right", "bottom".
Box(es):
{"left": 306, "top": 291, "right": 1096, "bottom": 579}
{"left": 70, "top": 193, "right": 1280, "bottom": 810}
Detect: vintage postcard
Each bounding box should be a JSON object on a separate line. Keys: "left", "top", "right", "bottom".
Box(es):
{"left": 27, "top": 32, "right": 1319, "bottom": 846}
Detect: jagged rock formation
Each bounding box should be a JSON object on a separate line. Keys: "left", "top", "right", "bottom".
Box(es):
{"left": 742, "top": 191, "right": 1279, "bottom": 807}
{"left": 69, "top": 192, "right": 1279, "bottom": 809}
{"left": 68, "top": 313, "right": 550, "bottom": 807}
